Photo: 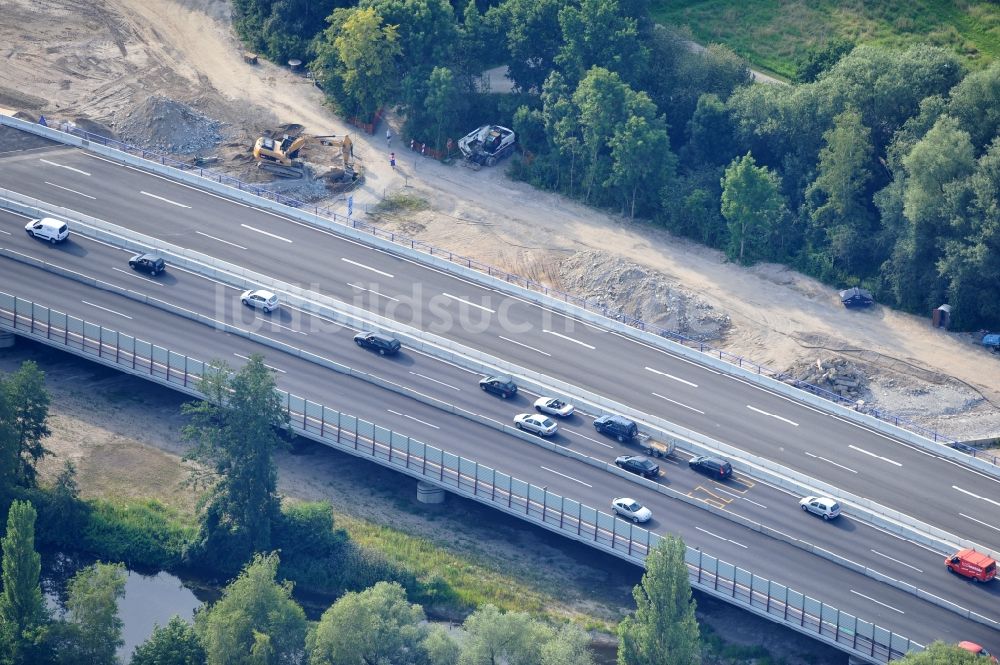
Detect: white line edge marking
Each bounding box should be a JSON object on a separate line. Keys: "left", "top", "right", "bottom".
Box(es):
{"left": 241, "top": 223, "right": 292, "bottom": 243}
{"left": 40, "top": 158, "right": 91, "bottom": 175}
{"left": 347, "top": 282, "right": 399, "bottom": 301}
{"left": 401, "top": 413, "right": 439, "bottom": 429}
{"left": 341, "top": 257, "right": 393, "bottom": 278}
{"left": 406, "top": 347, "right": 480, "bottom": 374}
{"left": 562, "top": 430, "right": 614, "bottom": 448}
{"left": 695, "top": 526, "right": 747, "bottom": 549}
{"left": 263, "top": 319, "right": 307, "bottom": 335}
{"left": 281, "top": 304, "right": 348, "bottom": 329}
{"left": 140, "top": 190, "right": 191, "bottom": 208}
{"left": 233, "top": 353, "right": 285, "bottom": 373}
{"left": 409, "top": 371, "right": 461, "bottom": 391}
{"left": 650, "top": 392, "right": 705, "bottom": 414}
{"left": 645, "top": 366, "right": 698, "bottom": 388}
{"left": 498, "top": 335, "right": 551, "bottom": 356}
{"left": 849, "top": 590, "right": 904, "bottom": 614}
{"left": 540, "top": 466, "right": 592, "bottom": 487}
{"left": 0, "top": 229, "right": 11, "bottom": 235}
{"left": 804, "top": 451, "right": 858, "bottom": 474}
{"left": 111, "top": 267, "right": 164, "bottom": 286}
{"left": 196, "top": 231, "right": 247, "bottom": 249}
{"left": 81, "top": 300, "right": 132, "bottom": 319}
{"left": 44, "top": 181, "right": 96, "bottom": 199}
{"left": 870, "top": 550, "right": 923, "bottom": 572}
{"left": 952, "top": 485, "right": 1000, "bottom": 508}
{"left": 543, "top": 329, "right": 595, "bottom": 349}
{"left": 747, "top": 405, "right": 799, "bottom": 427}
{"left": 959, "top": 513, "right": 1000, "bottom": 534}
{"left": 848, "top": 444, "right": 903, "bottom": 467}
{"left": 442, "top": 292, "right": 495, "bottom": 313}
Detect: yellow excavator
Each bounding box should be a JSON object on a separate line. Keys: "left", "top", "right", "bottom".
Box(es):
{"left": 252, "top": 133, "right": 354, "bottom": 179}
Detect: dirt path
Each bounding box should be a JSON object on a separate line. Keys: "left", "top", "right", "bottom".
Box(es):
{"left": 2, "top": 0, "right": 999, "bottom": 441}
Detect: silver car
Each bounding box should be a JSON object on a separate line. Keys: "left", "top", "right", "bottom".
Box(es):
{"left": 799, "top": 496, "right": 841, "bottom": 521}
{"left": 513, "top": 413, "right": 558, "bottom": 437}
{"left": 533, "top": 397, "right": 575, "bottom": 417}
{"left": 240, "top": 289, "right": 279, "bottom": 313}
{"left": 612, "top": 497, "right": 652, "bottom": 523}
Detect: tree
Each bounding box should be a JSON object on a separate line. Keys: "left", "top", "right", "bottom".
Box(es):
{"left": 183, "top": 356, "right": 288, "bottom": 574}
{"left": 0, "top": 500, "right": 48, "bottom": 665}
{"left": 540, "top": 624, "right": 594, "bottom": 665}
{"left": 3, "top": 361, "right": 51, "bottom": 488}
{"left": 608, "top": 112, "right": 673, "bottom": 218}
{"left": 720, "top": 153, "right": 787, "bottom": 265}
{"left": 195, "top": 553, "right": 306, "bottom": 665}
{"left": 893, "top": 641, "right": 980, "bottom": 664}
{"left": 572, "top": 67, "right": 635, "bottom": 204}
{"left": 0, "top": 387, "right": 19, "bottom": 507}
{"left": 423, "top": 625, "right": 460, "bottom": 665}
{"left": 425, "top": 66, "right": 459, "bottom": 151}
{"left": 307, "top": 581, "right": 427, "bottom": 665}
{"left": 617, "top": 535, "right": 699, "bottom": 665}
{"left": 311, "top": 6, "right": 402, "bottom": 122}
{"left": 457, "top": 604, "right": 550, "bottom": 665}
{"left": 795, "top": 38, "right": 854, "bottom": 83}
{"left": 130, "top": 615, "right": 206, "bottom": 665}
{"left": 490, "top": 0, "right": 563, "bottom": 93}
{"left": 556, "top": 0, "right": 648, "bottom": 87}
{"left": 62, "top": 562, "right": 127, "bottom": 665}
{"left": 948, "top": 62, "right": 1000, "bottom": 153}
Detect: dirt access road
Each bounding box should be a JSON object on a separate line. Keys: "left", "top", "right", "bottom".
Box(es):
{"left": 2, "top": 0, "right": 999, "bottom": 441}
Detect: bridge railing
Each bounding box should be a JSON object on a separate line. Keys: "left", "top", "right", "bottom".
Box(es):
{"left": 0, "top": 291, "right": 916, "bottom": 664}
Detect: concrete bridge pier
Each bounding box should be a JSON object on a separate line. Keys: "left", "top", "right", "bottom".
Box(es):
{"left": 416, "top": 481, "right": 445, "bottom": 505}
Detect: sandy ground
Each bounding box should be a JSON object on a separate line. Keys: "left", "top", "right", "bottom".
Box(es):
{"left": 3, "top": 0, "right": 999, "bottom": 444}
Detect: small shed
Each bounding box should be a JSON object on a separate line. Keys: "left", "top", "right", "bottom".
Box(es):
{"left": 932, "top": 304, "right": 952, "bottom": 329}
{"left": 840, "top": 287, "right": 874, "bottom": 309}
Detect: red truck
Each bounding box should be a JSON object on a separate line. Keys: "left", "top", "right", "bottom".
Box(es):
{"left": 946, "top": 549, "right": 997, "bottom": 582}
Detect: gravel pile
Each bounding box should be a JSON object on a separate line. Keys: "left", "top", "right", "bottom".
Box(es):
{"left": 785, "top": 357, "right": 870, "bottom": 403}
{"left": 558, "top": 251, "right": 730, "bottom": 341}
{"left": 113, "top": 96, "right": 226, "bottom": 155}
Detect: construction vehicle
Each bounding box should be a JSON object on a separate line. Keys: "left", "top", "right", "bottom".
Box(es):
{"left": 252, "top": 133, "right": 356, "bottom": 181}
{"left": 458, "top": 124, "right": 516, "bottom": 169}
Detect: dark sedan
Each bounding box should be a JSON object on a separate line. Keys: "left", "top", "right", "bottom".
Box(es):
{"left": 614, "top": 455, "right": 660, "bottom": 479}
{"left": 353, "top": 332, "right": 402, "bottom": 356}
{"left": 479, "top": 375, "right": 518, "bottom": 398}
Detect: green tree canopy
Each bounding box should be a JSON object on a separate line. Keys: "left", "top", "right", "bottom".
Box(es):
{"left": 130, "top": 615, "right": 206, "bottom": 665}
{"left": 894, "top": 641, "right": 982, "bottom": 664}
{"left": 307, "top": 581, "right": 427, "bottom": 665}
{"left": 3, "top": 361, "right": 51, "bottom": 489}
{"left": 721, "top": 153, "right": 788, "bottom": 265}
{"left": 617, "top": 535, "right": 699, "bottom": 665}
{"left": 457, "top": 604, "right": 550, "bottom": 665}
{"left": 556, "top": 0, "right": 647, "bottom": 87}
{"left": 61, "top": 562, "right": 127, "bottom": 665}
{"left": 195, "top": 553, "right": 307, "bottom": 665}
{"left": 0, "top": 500, "right": 48, "bottom": 665}
{"left": 490, "top": 0, "right": 563, "bottom": 93}
{"left": 183, "top": 355, "right": 288, "bottom": 574}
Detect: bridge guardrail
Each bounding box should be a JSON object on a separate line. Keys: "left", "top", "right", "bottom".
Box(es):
{"left": 0, "top": 291, "right": 917, "bottom": 664}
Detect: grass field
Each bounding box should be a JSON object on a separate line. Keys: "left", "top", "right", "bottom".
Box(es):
{"left": 650, "top": 0, "right": 1000, "bottom": 79}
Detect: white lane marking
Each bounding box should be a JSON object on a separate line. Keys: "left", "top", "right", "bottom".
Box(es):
{"left": 650, "top": 392, "right": 705, "bottom": 414}
{"left": 196, "top": 231, "right": 246, "bottom": 249}
{"left": 543, "top": 329, "right": 595, "bottom": 349}
{"left": 409, "top": 371, "right": 460, "bottom": 391}
{"left": 740, "top": 496, "right": 768, "bottom": 509}
{"left": 75, "top": 234, "right": 126, "bottom": 251}
{"left": 40, "top": 158, "right": 91, "bottom": 175}
{"left": 241, "top": 223, "right": 291, "bottom": 243}
{"left": 81, "top": 300, "right": 132, "bottom": 319}
{"left": 695, "top": 526, "right": 748, "bottom": 549}
{"left": 606, "top": 329, "right": 722, "bottom": 374}
{"left": 863, "top": 521, "right": 944, "bottom": 555}
{"left": 747, "top": 405, "right": 798, "bottom": 426}
{"left": 498, "top": 335, "right": 551, "bottom": 356}
{"left": 540, "top": 466, "right": 592, "bottom": 487}
{"left": 262, "top": 319, "right": 307, "bottom": 335}
{"left": 253, "top": 208, "right": 297, "bottom": 222}
{"left": 563, "top": 429, "right": 614, "bottom": 449}
{"left": 805, "top": 451, "right": 858, "bottom": 474}
{"left": 281, "top": 304, "right": 349, "bottom": 330}
{"left": 406, "top": 347, "right": 480, "bottom": 374}
{"left": 170, "top": 264, "right": 240, "bottom": 289}
{"left": 233, "top": 353, "right": 286, "bottom": 373}
{"left": 829, "top": 414, "right": 936, "bottom": 457}
{"left": 870, "top": 550, "right": 923, "bottom": 573}
{"left": 709, "top": 485, "right": 766, "bottom": 509}
{"left": 952, "top": 485, "right": 1000, "bottom": 508}
{"left": 442, "top": 292, "right": 495, "bottom": 313}
{"left": 341, "top": 257, "right": 393, "bottom": 278}
{"left": 850, "top": 590, "right": 904, "bottom": 614}
{"left": 141, "top": 191, "right": 191, "bottom": 208}
{"left": 347, "top": 282, "right": 399, "bottom": 301}
{"left": 0, "top": 229, "right": 10, "bottom": 235}
{"left": 645, "top": 366, "right": 698, "bottom": 388}
{"left": 86, "top": 153, "right": 256, "bottom": 206}
{"left": 960, "top": 513, "right": 1000, "bottom": 534}
{"left": 848, "top": 444, "right": 902, "bottom": 467}
{"left": 387, "top": 409, "right": 440, "bottom": 429}
{"left": 111, "top": 267, "right": 164, "bottom": 285}
{"left": 44, "top": 181, "right": 96, "bottom": 199}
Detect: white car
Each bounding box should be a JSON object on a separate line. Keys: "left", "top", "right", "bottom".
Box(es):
{"left": 240, "top": 289, "right": 279, "bottom": 313}
{"left": 612, "top": 497, "right": 652, "bottom": 523}
{"left": 799, "top": 496, "right": 841, "bottom": 521}
{"left": 24, "top": 217, "right": 69, "bottom": 243}
{"left": 534, "top": 397, "right": 575, "bottom": 417}
{"left": 513, "top": 413, "right": 558, "bottom": 437}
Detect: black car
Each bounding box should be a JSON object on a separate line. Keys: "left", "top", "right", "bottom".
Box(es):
{"left": 479, "top": 375, "right": 518, "bottom": 398}
{"left": 615, "top": 455, "right": 660, "bottom": 479}
{"left": 688, "top": 455, "right": 733, "bottom": 480}
{"left": 593, "top": 414, "right": 638, "bottom": 442}
{"left": 129, "top": 252, "right": 165, "bottom": 275}
{"left": 353, "top": 331, "right": 401, "bottom": 355}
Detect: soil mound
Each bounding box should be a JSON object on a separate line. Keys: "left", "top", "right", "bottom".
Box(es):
{"left": 113, "top": 96, "right": 226, "bottom": 154}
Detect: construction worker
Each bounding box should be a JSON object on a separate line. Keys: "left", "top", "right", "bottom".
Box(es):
{"left": 390, "top": 152, "right": 396, "bottom": 169}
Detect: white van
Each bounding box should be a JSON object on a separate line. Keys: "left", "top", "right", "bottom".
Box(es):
{"left": 24, "top": 217, "right": 69, "bottom": 244}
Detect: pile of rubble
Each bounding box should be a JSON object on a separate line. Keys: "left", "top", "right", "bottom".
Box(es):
{"left": 558, "top": 251, "right": 731, "bottom": 341}
{"left": 785, "top": 357, "right": 870, "bottom": 403}
{"left": 112, "top": 96, "right": 227, "bottom": 155}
